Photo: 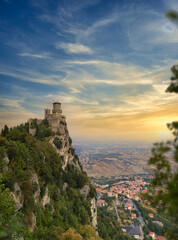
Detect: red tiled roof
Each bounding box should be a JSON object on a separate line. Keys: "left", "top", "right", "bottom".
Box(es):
{"left": 148, "top": 213, "right": 154, "bottom": 217}
{"left": 97, "top": 199, "right": 105, "bottom": 204}
{"left": 156, "top": 237, "right": 166, "bottom": 240}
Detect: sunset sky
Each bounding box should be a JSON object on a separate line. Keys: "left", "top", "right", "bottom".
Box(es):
{"left": 0, "top": 0, "right": 178, "bottom": 143}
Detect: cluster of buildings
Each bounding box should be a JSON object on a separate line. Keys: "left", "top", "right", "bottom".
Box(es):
{"left": 95, "top": 176, "right": 151, "bottom": 203}
{"left": 94, "top": 176, "right": 167, "bottom": 240}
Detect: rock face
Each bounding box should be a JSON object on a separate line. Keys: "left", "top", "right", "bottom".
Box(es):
{"left": 29, "top": 212, "right": 36, "bottom": 232}
{"left": 80, "top": 185, "right": 98, "bottom": 230}
{"left": 41, "top": 186, "right": 50, "bottom": 207}
{"left": 11, "top": 182, "right": 23, "bottom": 210}
{"left": 91, "top": 198, "right": 98, "bottom": 230}
{"left": 0, "top": 156, "right": 9, "bottom": 173}
{"left": 3, "top": 156, "right": 9, "bottom": 164}
{"left": 11, "top": 192, "right": 23, "bottom": 210}
{"left": 63, "top": 182, "right": 68, "bottom": 191}
{"left": 49, "top": 125, "right": 98, "bottom": 230}
{"left": 80, "top": 184, "right": 90, "bottom": 199}
{"left": 30, "top": 173, "right": 40, "bottom": 203}
{"left": 50, "top": 131, "right": 81, "bottom": 171}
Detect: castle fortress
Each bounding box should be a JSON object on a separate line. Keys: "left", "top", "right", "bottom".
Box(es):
{"left": 28, "top": 102, "right": 98, "bottom": 229}
{"left": 29, "top": 102, "right": 66, "bottom": 135}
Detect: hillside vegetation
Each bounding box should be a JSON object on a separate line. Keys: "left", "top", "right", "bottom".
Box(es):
{"left": 0, "top": 121, "right": 100, "bottom": 240}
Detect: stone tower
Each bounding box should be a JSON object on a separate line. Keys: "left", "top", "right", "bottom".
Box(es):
{"left": 44, "top": 108, "right": 50, "bottom": 118}
{"left": 52, "top": 102, "right": 62, "bottom": 118}
{"left": 29, "top": 102, "right": 66, "bottom": 134}
{"left": 43, "top": 102, "right": 66, "bottom": 132}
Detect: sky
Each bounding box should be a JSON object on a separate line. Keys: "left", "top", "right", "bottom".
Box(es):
{"left": 0, "top": 0, "right": 178, "bottom": 143}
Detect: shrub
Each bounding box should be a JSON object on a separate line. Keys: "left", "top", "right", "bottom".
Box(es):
{"left": 60, "top": 121, "right": 66, "bottom": 126}
{"left": 0, "top": 146, "right": 6, "bottom": 159}
{"left": 69, "top": 137, "right": 72, "bottom": 145}
{"left": 40, "top": 185, "right": 46, "bottom": 199}
{"left": 53, "top": 137, "right": 62, "bottom": 150}
{"left": 88, "top": 184, "right": 97, "bottom": 199}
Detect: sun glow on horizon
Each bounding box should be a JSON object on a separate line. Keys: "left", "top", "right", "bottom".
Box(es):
{"left": 0, "top": 0, "right": 178, "bottom": 144}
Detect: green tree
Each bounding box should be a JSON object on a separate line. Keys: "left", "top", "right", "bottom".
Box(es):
{"left": 53, "top": 137, "right": 62, "bottom": 149}
{"left": 1, "top": 125, "right": 9, "bottom": 137}
{"left": 166, "top": 65, "right": 178, "bottom": 93}
{"left": 166, "top": 10, "right": 178, "bottom": 26}
{"left": 0, "top": 174, "right": 25, "bottom": 239}
{"left": 144, "top": 65, "right": 178, "bottom": 239}
{"left": 0, "top": 174, "right": 16, "bottom": 224}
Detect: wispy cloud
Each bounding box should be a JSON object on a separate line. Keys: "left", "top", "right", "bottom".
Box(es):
{"left": 78, "top": 14, "right": 118, "bottom": 38}
{"left": 18, "top": 52, "right": 51, "bottom": 58}
{"left": 63, "top": 60, "right": 159, "bottom": 88}
{"left": 57, "top": 0, "right": 100, "bottom": 18}
{"left": 0, "top": 97, "right": 24, "bottom": 109}
{"left": 0, "top": 63, "right": 65, "bottom": 85}
{"left": 39, "top": 4, "right": 119, "bottom": 44}
{"left": 0, "top": 69, "right": 59, "bottom": 85}
{"left": 0, "top": 107, "right": 39, "bottom": 130}
{"left": 0, "top": 96, "right": 39, "bottom": 130}
{"left": 46, "top": 93, "right": 98, "bottom": 105}
{"left": 126, "top": 11, "right": 178, "bottom": 51}
{"left": 56, "top": 43, "right": 93, "bottom": 54}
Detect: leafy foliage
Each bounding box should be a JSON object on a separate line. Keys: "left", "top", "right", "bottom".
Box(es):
{"left": 143, "top": 63, "right": 178, "bottom": 239}
{"left": 166, "top": 10, "right": 178, "bottom": 25}
{"left": 146, "top": 141, "right": 178, "bottom": 216}
{"left": 69, "top": 136, "right": 72, "bottom": 145}
{"left": 166, "top": 65, "right": 178, "bottom": 93}
{"left": 0, "top": 174, "right": 16, "bottom": 225}
{"left": 0, "top": 174, "right": 25, "bottom": 239}
{"left": 28, "top": 119, "right": 52, "bottom": 140}
{"left": 97, "top": 208, "right": 132, "bottom": 240}
{"left": 53, "top": 137, "right": 62, "bottom": 149}
{"left": 133, "top": 200, "right": 177, "bottom": 236}
{"left": 0, "top": 122, "right": 98, "bottom": 239}
{"left": 1, "top": 125, "right": 9, "bottom": 137}
{"left": 101, "top": 193, "right": 115, "bottom": 205}
{"left": 63, "top": 164, "right": 89, "bottom": 189}
{"left": 144, "top": 65, "right": 178, "bottom": 219}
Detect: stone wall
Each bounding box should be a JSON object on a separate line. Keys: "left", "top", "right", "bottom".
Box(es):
{"left": 29, "top": 128, "right": 36, "bottom": 136}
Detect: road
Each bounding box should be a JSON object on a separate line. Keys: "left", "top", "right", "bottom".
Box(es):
{"left": 130, "top": 199, "right": 145, "bottom": 227}
{"left": 129, "top": 199, "right": 145, "bottom": 240}
{"left": 115, "top": 199, "right": 121, "bottom": 222}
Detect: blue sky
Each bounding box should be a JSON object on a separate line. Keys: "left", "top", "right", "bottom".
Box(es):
{"left": 0, "top": 0, "right": 178, "bottom": 142}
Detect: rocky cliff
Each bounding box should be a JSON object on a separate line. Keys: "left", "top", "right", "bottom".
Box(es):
{"left": 0, "top": 119, "right": 100, "bottom": 239}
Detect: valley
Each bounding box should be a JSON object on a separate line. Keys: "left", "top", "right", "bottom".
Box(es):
{"left": 74, "top": 143, "right": 154, "bottom": 177}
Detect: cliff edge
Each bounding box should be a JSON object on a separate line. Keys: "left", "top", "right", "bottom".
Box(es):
{"left": 0, "top": 103, "right": 100, "bottom": 240}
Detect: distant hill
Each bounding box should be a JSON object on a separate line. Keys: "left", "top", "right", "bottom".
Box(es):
{"left": 74, "top": 145, "right": 154, "bottom": 177}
